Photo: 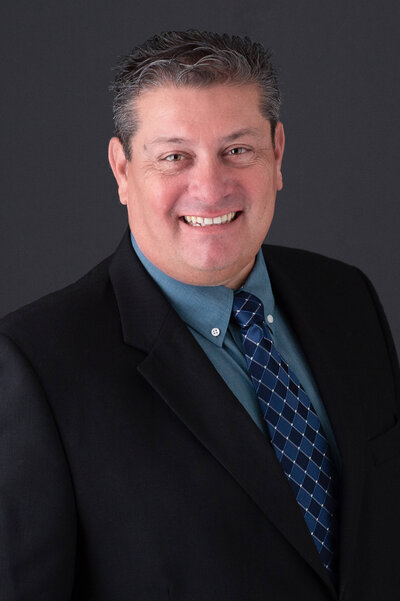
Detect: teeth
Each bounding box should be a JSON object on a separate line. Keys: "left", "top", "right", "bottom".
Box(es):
{"left": 183, "top": 212, "right": 237, "bottom": 226}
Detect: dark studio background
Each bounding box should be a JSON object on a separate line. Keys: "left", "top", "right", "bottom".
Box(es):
{"left": 1, "top": 0, "right": 399, "bottom": 354}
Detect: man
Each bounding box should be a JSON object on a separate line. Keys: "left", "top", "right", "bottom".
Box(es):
{"left": 0, "top": 30, "right": 399, "bottom": 601}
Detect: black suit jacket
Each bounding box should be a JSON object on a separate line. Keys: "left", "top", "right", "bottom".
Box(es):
{"left": 0, "top": 230, "right": 399, "bottom": 600}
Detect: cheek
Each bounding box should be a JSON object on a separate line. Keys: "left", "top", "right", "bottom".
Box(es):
{"left": 242, "top": 166, "right": 274, "bottom": 196}
{"left": 147, "top": 179, "right": 187, "bottom": 218}
{"left": 247, "top": 183, "right": 276, "bottom": 215}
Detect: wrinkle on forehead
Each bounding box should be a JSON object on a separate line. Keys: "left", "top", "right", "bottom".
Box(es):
{"left": 146, "top": 127, "right": 266, "bottom": 149}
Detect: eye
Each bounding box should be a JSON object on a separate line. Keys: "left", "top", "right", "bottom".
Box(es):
{"left": 228, "top": 147, "right": 247, "bottom": 156}
{"left": 164, "top": 153, "right": 185, "bottom": 162}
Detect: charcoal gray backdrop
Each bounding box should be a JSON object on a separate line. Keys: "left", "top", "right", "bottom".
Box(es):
{"left": 1, "top": 0, "right": 399, "bottom": 353}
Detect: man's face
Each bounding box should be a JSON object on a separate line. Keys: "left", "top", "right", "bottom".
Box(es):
{"left": 109, "top": 83, "right": 284, "bottom": 288}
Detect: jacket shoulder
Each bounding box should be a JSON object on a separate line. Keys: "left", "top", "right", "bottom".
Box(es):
{"left": 262, "top": 243, "right": 355, "bottom": 272}
{"left": 0, "top": 255, "right": 114, "bottom": 346}
{"left": 263, "top": 244, "right": 399, "bottom": 394}
{"left": 262, "top": 243, "right": 366, "bottom": 290}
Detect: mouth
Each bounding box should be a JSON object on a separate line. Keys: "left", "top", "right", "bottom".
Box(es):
{"left": 182, "top": 211, "right": 239, "bottom": 227}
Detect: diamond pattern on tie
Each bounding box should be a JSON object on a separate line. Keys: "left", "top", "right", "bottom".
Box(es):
{"left": 232, "top": 291, "right": 339, "bottom": 578}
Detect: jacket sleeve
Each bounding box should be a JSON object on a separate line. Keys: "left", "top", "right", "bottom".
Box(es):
{"left": 354, "top": 266, "right": 400, "bottom": 405}
{"left": 0, "top": 334, "right": 76, "bottom": 600}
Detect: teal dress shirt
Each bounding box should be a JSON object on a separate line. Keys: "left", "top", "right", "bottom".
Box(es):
{"left": 130, "top": 233, "right": 341, "bottom": 468}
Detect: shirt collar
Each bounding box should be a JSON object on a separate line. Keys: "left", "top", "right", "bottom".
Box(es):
{"left": 130, "top": 232, "right": 275, "bottom": 347}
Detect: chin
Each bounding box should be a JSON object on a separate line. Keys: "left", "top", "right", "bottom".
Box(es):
{"left": 184, "top": 257, "right": 249, "bottom": 287}
{"left": 189, "top": 257, "right": 236, "bottom": 275}
{"left": 189, "top": 245, "right": 241, "bottom": 269}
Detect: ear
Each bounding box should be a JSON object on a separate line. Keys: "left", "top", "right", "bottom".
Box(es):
{"left": 108, "top": 137, "right": 129, "bottom": 205}
{"left": 273, "top": 122, "right": 285, "bottom": 191}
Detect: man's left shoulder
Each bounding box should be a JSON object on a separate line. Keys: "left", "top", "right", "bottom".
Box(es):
{"left": 261, "top": 242, "right": 391, "bottom": 347}
{"left": 263, "top": 243, "right": 399, "bottom": 383}
{"left": 261, "top": 243, "right": 369, "bottom": 293}
{"left": 262, "top": 243, "right": 360, "bottom": 276}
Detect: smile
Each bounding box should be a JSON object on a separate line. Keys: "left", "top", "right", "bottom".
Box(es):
{"left": 183, "top": 212, "right": 237, "bottom": 226}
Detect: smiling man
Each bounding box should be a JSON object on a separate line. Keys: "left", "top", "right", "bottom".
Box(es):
{"left": 109, "top": 83, "right": 283, "bottom": 288}
{"left": 1, "top": 30, "right": 399, "bottom": 601}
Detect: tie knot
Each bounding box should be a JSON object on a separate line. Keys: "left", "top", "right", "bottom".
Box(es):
{"left": 232, "top": 291, "right": 265, "bottom": 329}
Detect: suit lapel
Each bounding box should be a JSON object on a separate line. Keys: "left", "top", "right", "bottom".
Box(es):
{"left": 109, "top": 232, "right": 344, "bottom": 597}
{"left": 264, "top": 246, "right": 367, "bottom": 598}
{"left": 137, "top": 312, "right": 336, "bottom": 594}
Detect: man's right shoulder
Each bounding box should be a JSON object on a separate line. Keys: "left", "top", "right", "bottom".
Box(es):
{"left": 0, "top": 254, "right": 115, "bottom": 347}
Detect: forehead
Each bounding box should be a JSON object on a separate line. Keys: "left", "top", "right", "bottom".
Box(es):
{"left": 133, "top": 83, "right": 269, "bottom": 141}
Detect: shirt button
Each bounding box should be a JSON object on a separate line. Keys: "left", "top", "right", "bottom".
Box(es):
{"left": 267, "top": 314, "right": 274, "bottom": 324}
{"left": 211, "top": 327, "right": 221, "bottom": 337}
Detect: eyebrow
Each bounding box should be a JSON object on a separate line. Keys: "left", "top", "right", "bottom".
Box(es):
{"left": 146, "top": 128, "right": 263, "bottom": 148}
{"left": 222, "top": 128, "right": 263, "bottom": 143}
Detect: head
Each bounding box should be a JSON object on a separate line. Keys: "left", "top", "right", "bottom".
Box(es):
{"left": 108, "top": 30, "right": 285, "bottom": 288}
{"left": 110, "top": 31, "right": 281, "bottom": 161}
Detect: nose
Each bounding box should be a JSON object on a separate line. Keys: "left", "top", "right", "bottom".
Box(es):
{"left": 188, "top": 156, "right": 233, "bottom": 207}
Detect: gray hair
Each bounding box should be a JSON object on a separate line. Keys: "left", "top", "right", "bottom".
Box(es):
{"left": 110, "top": 30, "right": 281, "bottom": 160}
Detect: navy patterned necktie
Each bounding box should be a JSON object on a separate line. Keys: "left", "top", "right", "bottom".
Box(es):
{"left": 232, "top": 290, "right": 340, "bottom": 579}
